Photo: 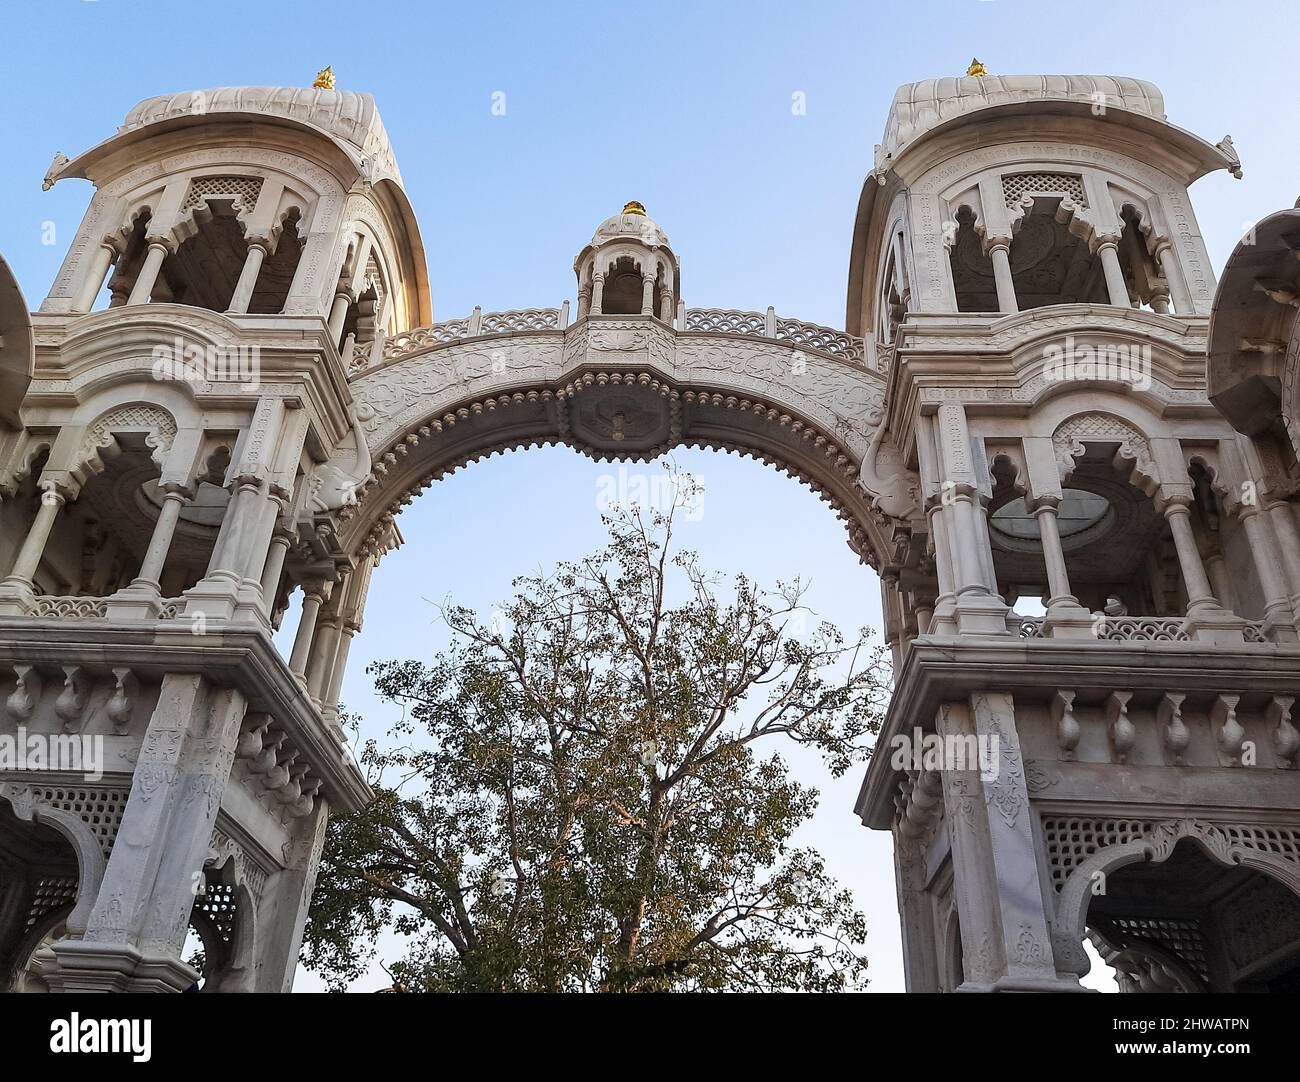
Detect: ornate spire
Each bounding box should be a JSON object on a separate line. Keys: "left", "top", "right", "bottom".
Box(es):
{"left": 312, "top": 66, "right": 336, "bottom": 90}
{"left": 966, "top": 58, "right": 988, "bottom": 77}
{"left": 622, "top": 200, "right": 647, "bottom": 216}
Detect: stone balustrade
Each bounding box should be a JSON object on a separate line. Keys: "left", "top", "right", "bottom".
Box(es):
{"left": 361, "top": 304, "right": 870, "bottom": 373}
{"left": 1007, "top": 612, "right": 1271, "bottom": 643}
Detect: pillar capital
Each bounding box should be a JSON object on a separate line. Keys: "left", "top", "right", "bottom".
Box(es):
{"left": 142, "top": 233, "right": 179, "bottom": 256}
{"left": 1092, "top": 230, "right": 1123, "bottom": 253}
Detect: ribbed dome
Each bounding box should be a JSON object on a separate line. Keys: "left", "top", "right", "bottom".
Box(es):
{"left": 590, "top": 204, "right": 671, "bottom": 250}
{"left": 116, "top": 86, "right": 400, "bottom": 183}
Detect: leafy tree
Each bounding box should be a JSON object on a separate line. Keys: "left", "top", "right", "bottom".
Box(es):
{"left": 303, "top": 477, "right": 889, "bottom": 991}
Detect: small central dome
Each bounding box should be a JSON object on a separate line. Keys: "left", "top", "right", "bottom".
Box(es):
{"left": 574, "top": 203, "right": 682, "bottom": 322}
{"left": 590, "top": 203, "right": 671, "bottom": 250}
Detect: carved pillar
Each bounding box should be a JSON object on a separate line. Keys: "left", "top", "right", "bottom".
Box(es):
{"left": 289, "top": 578, "right": 333, "bottom": 681}
{"left": 252, "top": 798, "right": 330, "bottom": 991}
{"left": 938, "top": 694, "right": 1079, "bottom": 991}
{"left": 305, "top": 577, "right": 345, "bottom": 703}
{"left": 2, "top": 482, "right": 67, "bottom": 589}
{"left": 986, "top": 237, "right": 1017, "bottom": 314}
{"left": 590, "top": 271, "right": 605, "bottom": 316}
{"left": 74, "top": 241, "right": 118, "bottom": 312}
{"left": 1163, "top": 498, "right": 1217, "bottom": 611}
{"left": 1155, "top": 241, "right": 1193, "bottom": 315}
{"left": 1264, "top": 497, "right": 1300, "bottom": 628}
{"left": 208, "top": 475, "right": 264, "bottom": 584}
{"left": 925, "top": 501, "right": 959, "bottom": 634}
{"left": 125, "top": 239, "right": 173, "bottom": 306}
{"left": 132, "top": 485, "right": 189, "bottom": 591}
{"left": 1238, "top": 503, "right": 1297, "bottom": 637}
{"left": 327, "top": 290, "right": 352, "bottom": 343}
{"left": 659, "top": 286, "right": 674, "bottom": 323}
{"left": 1205, "top": 553, "right": 1238, "bottom": 614}
{"left": 260, "top": 526, "right": 294, "bottom": 617}
{"left": 227, "top": 238, "right": 270, "bottom": 315}
{"left": 893, "top": 825, "right": 941, "bottom": 992}
{"left": 1095, "top": 234, "right": 1131, "bottom": 308}
{"left": 50, "top": 675, "right": 247, "bottom": 991}
{"left": 640, "top": 270, "right": 655, "bottom": 315}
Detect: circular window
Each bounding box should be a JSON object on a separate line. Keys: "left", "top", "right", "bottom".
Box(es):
{"left": 990, "top": 488, "right": 1111, "bottom": 543}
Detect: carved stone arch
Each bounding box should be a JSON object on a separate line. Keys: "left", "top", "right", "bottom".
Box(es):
{"left": 986, "top": 446, "right": 1029, "bottom": 500}
{"left": 1007, "top": 192, "right": 1096, "bottom": 247}
{"left": 1052, "top": 817, "right": 1300, "bottom": 978}
{"left": 109, "top": 200, "right": 156, "bottom": 251}
{"left": 75, "top": 402, "right": 179, "bottom": 481}
{"left": 1184, "top": 446, "right": 1238, "bottom": 512}
{"left": 171, "top": 173, "right": 266, "bottom": 246}
{"left": 339, "top": 333, "right": 901, "bottom": 568}
{"left": 192, "top": 850, "right": 257, "bottom": 993}
{"left": 1052, "top": 410, "right": 1159, "bottom": 495}
{"left": 344, "top": 383, "right": 895, "bottom": 569}
{"left": 0, "top": 433, "right": 54, "bottom": 497}
{"left": 942, "top": 190, "right": 985, "bottom": 253}
{"left": 0, "top": 783, "right": 107, "bottom": 938}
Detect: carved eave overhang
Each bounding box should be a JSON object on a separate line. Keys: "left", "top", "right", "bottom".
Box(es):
{"left": 49, "top": 85, "right": 399, "bottom": 188}
{"left": 49, "top": 120, "right": 362, "bottom": 199}
{"left": 855, "top": 636, "right": 1300, "bottom": 830}
{"left": 0, "top": 620, "right": 372, "bottom": 812}
{"left": 25, "top": 306, "right": 357, "bottom": 448}
{"left": 0, "top": 252, "right": 34, "bottom": 430}
{"left": 1208, "top": 206, "right": 1300, "bottom": 441}
{"left": 882, "top": 306, "right": 1216, "bottom": 449}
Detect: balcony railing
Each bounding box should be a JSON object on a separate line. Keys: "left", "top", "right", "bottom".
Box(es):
{"left": 1012, "top": 613, "right": 1270, "bottom": 643}
{"left": 359, "top": 304, "right": 869, "bottom": 373}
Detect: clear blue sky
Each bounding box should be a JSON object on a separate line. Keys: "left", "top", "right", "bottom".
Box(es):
{"left": 4, "top": 0, "right": 1293, "bottom": 992}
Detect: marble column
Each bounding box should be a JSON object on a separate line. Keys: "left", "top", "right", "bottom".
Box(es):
{"left": 75, "top": 241, "right": 118, "bottom": 312}
{"left": 1033, "top": 500, "right": 1077, "bottom": 608}
{"left": 3, "top": 484, "right": 66, "bottom": 588}
{"left": 327, "top": 290, "right": 352, "bottom": 343}
{"left": 1163, "top": 499, "right": 1217, "bottom": 612}
{"left": 227, "top": 239, "right": 269, "bottom": 315}
{"left": 1264, "top": 498, "right": 1300, "bottom": 626}
{"left": 987, "top": 238, "right": 1017, "bottom": 314}
{"left": 1096, "top": 236, "right": 1131, "bottom": 307}
{"left": 289, "top": 580, "right": 332, "bottom": 681}
{"left": 126, "top": 240, "right": 172, "bottom": 306}
{"left": 937, "top": 694, "right": 1081, "bottom": 991}
{"left": 1239, "top": 504, "right": 1297, "bottom": 635}
{"left": 1155, "top": 241, "right": 1193, "bottom": 315}
{"left": 131, "top": 485, "right": 189, "bottom": 591}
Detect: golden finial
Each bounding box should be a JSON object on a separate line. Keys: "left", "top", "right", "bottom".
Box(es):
{"left": 312, "top": 66, "right": 336, "bottom": 90}
{"left": 966, "top": 58, "right": 988, "bottom": 77}
{"left": 622, "top": 200, "right": 647, "bottom": 216}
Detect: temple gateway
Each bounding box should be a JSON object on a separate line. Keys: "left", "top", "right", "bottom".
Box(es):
{"left": 1, "top": 70, "right": 1297, "bottom": 992}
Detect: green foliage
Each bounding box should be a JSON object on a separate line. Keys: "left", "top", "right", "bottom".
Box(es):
{"left": 302, "top": 480, "right": 888, "bottom": 992}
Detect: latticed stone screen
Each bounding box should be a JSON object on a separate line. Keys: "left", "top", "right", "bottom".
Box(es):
{"left": 1001, "top": 172, "right": 1087, "bottom": 208}
{"left": 25, "top": 876, "right": 78, "bottom": 929}
{"left": 182, "top": 176, "right": 264, "bottom": 213}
